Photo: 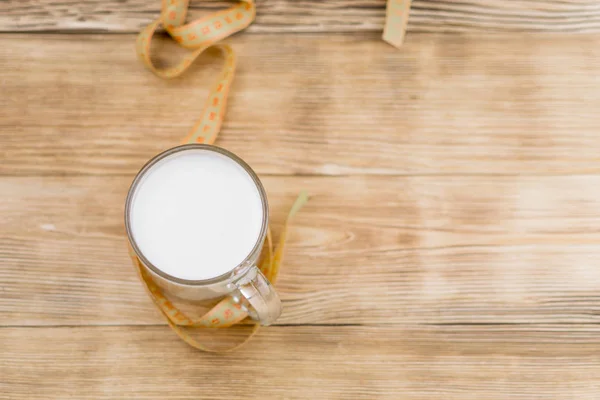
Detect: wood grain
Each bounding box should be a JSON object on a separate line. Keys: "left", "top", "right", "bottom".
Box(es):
{"left": 2, "top": 21, "right": 600, "bottom": 397}
{"left": 2, "top": 325, "right": 600, "bottom": 399}
{"left": 3, "top": 174, "right": 600, "bottom": 326}
{"left": 2, "top": 34, "right": 600, "bottom": 176}
{"left": 2, "top": 0, "right": 600, "bottom": 33}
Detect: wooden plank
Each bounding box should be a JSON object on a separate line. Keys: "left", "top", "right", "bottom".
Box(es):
{"left": 2, "top": 33, "right": 600, "bottom": 176}
{"left": 2, "top": 325, "right": 600, "bottom": 399}
{"left": 3, "top": 175, "right": 600, "bottom": 326}
{"left": 2, "top": 0, "right": 600, "bottom": 33}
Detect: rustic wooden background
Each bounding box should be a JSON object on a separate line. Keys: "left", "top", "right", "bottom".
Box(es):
{"left": 2, "top": 0, "right": 600, "bottom": 399}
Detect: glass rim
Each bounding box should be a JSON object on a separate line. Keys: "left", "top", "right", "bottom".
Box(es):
{"left": 124, "top": 144, "right": 269, "bottom": 286}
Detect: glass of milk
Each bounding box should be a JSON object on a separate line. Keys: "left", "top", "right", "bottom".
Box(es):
{"left": 125, "top": 144, "right": 281, "bottom": 325}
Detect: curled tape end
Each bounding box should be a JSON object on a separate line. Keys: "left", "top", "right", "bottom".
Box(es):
{"left": 288, "top": 191, "right": 309, "bottom": 219}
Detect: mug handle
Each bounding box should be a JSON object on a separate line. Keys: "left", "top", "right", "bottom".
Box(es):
{"left": 233, "top": 265, "right": 282, "bottom": 326}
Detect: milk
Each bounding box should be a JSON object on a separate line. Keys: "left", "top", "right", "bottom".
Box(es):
{"left": 129, "top": 148, "right": 264, "bottom": 281}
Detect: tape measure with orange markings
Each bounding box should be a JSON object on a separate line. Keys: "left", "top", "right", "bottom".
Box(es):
{"left": 134, "top": 0, "right": 410, "bottom": 352}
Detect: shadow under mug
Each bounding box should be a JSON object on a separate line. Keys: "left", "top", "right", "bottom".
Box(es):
{"left": 124, "top": 144, "right": 282, "bottom": 326}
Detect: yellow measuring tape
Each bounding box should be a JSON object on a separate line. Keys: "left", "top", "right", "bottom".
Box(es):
{"left": 134, "top": 0, "right": 410, "bottom": 351}
{"left": 384, "top": 0, "right": 413, "bottom": 48}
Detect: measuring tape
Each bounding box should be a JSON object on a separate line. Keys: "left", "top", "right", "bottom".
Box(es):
{"left": 135, "top": 0, "right": 411, "bottom": 145}
{"left": 134, "top": 0, "right": 409, "bottom": 351}
{"left": 384, "top": 0, "right": 413, "bottom": 47}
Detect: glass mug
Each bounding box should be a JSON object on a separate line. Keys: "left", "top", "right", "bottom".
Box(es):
{"left": 124, "top": 144, "right": 282, "bottom": 325}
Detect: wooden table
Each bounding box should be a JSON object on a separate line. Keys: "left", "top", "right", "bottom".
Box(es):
{"left": 2, "top": 1, "right": 600, "bottom": 398}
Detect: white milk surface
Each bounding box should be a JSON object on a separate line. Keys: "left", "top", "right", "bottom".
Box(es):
{"left": 129, "top": 148, "right": 264, "bottom": 280}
